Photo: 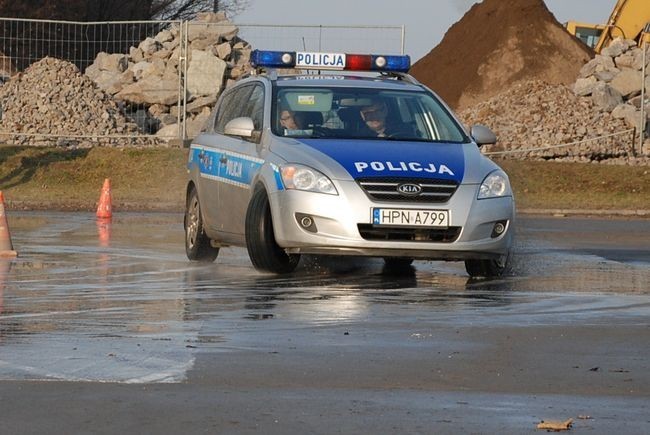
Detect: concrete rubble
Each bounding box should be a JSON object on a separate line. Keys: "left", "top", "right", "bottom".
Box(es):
{"left": 0, "top": 12, "right": 252, "bottom": 147}
{"left": 459, "top": 80, "right": 649, "bottom": 165}
{"left": 459, "top": 36, "right": 650, "bottom": 164}
{"left": 573, "top": 37, "right": 650, "bottom": 136}
{"left": 0, "top": 57, "right": 144, "bottom": 147}
{"left": 84, "top": 11, "right": 253, "bottom": 141}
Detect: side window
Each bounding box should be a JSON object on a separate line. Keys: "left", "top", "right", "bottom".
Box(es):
{"left": 213, "top": 89, "right": 236, "bottom": 133}
{"left": 214, "top": 85, "right": 254, "bottom": 133}
{"left": 244, "top": 85, "right": 265, "bottom": 130}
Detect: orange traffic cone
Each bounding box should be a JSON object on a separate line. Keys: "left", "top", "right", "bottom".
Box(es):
{"left": 96, "top": 178, "right": 112, "bottom": 219}
{"left": 0, "top": 191, "right": 17, "bottom": 258}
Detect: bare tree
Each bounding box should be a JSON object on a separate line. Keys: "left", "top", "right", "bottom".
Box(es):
{"left": 0, "top": 0, "right": 156, "bottom": 21}
{"left": 151, "top": 0, "right": 251, "bottom": 21}
{"left": 0, "top": 0, "right": 250, "bottom": 21}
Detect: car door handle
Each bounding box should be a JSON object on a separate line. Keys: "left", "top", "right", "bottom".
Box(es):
{"left": 219, "top": 156, "right": 228, "bottom": 164}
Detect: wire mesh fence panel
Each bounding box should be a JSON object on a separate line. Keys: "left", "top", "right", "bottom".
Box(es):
{"left": 0, "top": 19, "right": 405, "bottom": 148}
{"left": 180, "top": 21, "right": 244, "bottom": 141}
{"left": 0, "top": 18, "right": 182, "bottom": 147}
{"left": 236, "top": 24, "right": 404, "bottom": 54}
{"left": 483, "top": 129, "right": 637, "bottom": 161}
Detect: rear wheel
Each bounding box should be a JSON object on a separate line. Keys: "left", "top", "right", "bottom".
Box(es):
{"left": 464, "top": 251, "right": 511, "bottom": 278}
{"left": 245, "top": 188, "right": 300, "bottom": 273}
{"left": 184, "top": 187, "right": 219, "bottom": 262}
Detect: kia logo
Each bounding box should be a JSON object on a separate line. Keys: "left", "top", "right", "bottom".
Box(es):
{"left": 397, "top": 183, "right": 422, "bottom": 195}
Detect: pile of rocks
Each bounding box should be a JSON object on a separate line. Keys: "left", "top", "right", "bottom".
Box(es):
{"left": 573, "top": 37, "right": 650, "bottom": 134}
{"left": 459, "top": 80, "right": 649, "bottom": 165}
{"left": 85, "top": 11, "right": 253, "bottom": 140}
{"left": 0, "top": 57, "right": 144, "bottom": 147}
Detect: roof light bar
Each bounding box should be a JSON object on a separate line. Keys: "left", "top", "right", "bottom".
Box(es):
{"left": 250, "top": 50, "right": 411, "bottom": 73}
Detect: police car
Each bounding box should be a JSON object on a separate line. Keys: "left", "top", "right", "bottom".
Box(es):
{"left": 184, "top": 50, "right": 514, "bottom": 277}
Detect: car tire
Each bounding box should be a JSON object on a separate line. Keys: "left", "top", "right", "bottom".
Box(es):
{"left": 184, "top": 187, "right": 219, "bottom": 262}
{"left": 464, "top": 251, "right": 511, "bottom": 278}
{"left": 245, "top": 188, "right": 300, "bottom": 273}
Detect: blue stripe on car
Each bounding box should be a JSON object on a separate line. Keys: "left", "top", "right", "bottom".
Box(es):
{"left": 189, "top": 146, "right": 263, "bottom": 187}
{"left": 270, "top": 164, "right": 285, "bottom": 190}
{"left": 297, "top": 139, "right": 465, "bottom": 183}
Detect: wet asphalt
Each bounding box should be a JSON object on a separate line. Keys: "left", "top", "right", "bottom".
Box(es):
{"left": 0, "top": 212, "right": 648, "bottom": 434}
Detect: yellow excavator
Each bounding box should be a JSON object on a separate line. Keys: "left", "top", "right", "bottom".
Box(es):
{"left": 566, "top": 0, "right": 650, "bottom": 53}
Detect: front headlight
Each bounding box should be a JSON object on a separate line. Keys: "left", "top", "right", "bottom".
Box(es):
{"left": 281, "top": 164, "right": 338, "bottom": 195}
{"left": 478, "top": 170, "right": 512, "bottom": 199}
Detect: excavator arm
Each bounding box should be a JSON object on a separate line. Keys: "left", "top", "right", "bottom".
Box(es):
{"left": 594, "top": 0, "right": 650, "bottom": 53}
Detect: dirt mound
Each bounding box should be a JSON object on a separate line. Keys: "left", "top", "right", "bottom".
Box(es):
{"left": 410, "top": 0, "right": 593, "bottom": 110}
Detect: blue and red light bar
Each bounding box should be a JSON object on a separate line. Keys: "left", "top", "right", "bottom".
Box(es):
{"left": 250, "top": 50, "right": 411, "bottom": 73}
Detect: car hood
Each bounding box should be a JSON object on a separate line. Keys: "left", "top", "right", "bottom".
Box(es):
{"left": 270, "top": 138, "right": 499, "bottom": 184}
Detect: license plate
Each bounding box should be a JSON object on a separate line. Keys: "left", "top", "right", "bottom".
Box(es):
{"left": 372, "top": 208, "right": 449, "bottom": 227}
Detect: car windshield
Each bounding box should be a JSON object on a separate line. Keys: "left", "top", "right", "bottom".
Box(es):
{"left": 272, "top": 86, "right": 468, "bottom": 143}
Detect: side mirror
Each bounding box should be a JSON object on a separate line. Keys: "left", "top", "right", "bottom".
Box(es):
{"left": 470, "top": 125, "right": 497, "bottom": 147}
{"left": 224, "top": 117, "right": 255, "bottom": 138}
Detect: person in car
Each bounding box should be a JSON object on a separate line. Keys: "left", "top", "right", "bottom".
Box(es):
{"left": 359, "top": 99, "right": 415, "bottom": 138}
{"left": 279, "top": 109, "right": 305, "bottom": 133}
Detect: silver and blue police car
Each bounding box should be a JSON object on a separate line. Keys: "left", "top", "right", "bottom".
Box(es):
{"left": 184, "top": 50, "right": 514, "bottom": 277}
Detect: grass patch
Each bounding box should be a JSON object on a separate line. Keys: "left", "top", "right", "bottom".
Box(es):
{"left": 0, "top": 145, "right": 647, "bottom": 212}
{"left": 498, "top": 160, "right": 650, "bottom": 210}
{"left": 0, "top": 146, "right": 188, "bottom": 210}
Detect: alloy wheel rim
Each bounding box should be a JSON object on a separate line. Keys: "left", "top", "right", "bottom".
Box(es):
{"left": 187, "top": 198, "right": 199, "bottom": 248}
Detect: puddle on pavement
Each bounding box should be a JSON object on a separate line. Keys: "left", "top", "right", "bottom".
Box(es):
{"left": 0, "top": 212, "right": 648, "bottom": 383}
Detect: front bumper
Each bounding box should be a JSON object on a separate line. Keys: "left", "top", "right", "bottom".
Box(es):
{"left": 269, "top": 180, "right": 514, "bottom": 261}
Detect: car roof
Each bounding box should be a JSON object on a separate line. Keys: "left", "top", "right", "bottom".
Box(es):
{"left": 272, "top": 73, "right": 425, "bottom": 91}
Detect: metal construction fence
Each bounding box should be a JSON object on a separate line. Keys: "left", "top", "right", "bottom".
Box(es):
{"left": 0, "top": 17, "right": 405, "bottom": 146}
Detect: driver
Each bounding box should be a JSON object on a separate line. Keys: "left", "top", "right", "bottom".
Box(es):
{"left": 359, "top": 99, "right": 413, "bottom": 138}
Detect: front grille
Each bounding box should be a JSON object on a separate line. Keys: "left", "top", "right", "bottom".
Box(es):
{"left": 358, "top": 224, "right": 461, "bottom": 243}
{"left": 357, "top": 177, "right": 458, "bottom": 203}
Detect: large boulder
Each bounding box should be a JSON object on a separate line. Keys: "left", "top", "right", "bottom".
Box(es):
{"left": 156, "top": 123, "right": 179, "bottom": 138}
{"left": 614, "top": 49, "right": 644, "bottom": 71}
{"left": 601, "top": 38, "right": 628, "bottom": 58}
{"left": 94, "top": 52, "right": 128, "bottom": 73}
{"left": 92, "top": 70, "right": 126, "bottom": 95}
{"left": 139, "top": 37, "right": 163, "bottom": 57}
{"left": 116, "top": 75, "right": 179, "bottom": 105}
{"left": 186, "top": 50, "right": 226, "bottom": 97}
{"left": 609, "top": 69, "right": 643, "bottom": 98}
{"left": 591, "top": 83, "right": 623, "bottom": 112}
{"left": 185, "top": 107, "right": 212, "bottom": 139}
{"left": 579, "top": 55, "right": 616, "bottom": 78}
{"left": 612, "top": 103, "right": 642, "bottom": 129}
{"left": 573, "top": 76, "right": 598, "bottom": 96}
{"left": 187, "top": 23, "right": 238, "bottom": 43}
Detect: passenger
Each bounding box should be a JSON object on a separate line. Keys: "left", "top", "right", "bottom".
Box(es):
{"left": 279, "top": 109, "right": 305, "bottom": 132}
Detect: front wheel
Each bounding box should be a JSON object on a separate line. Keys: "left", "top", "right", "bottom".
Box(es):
{"left": 464, "top": 251, "right": 511, "bottom": 278}
{"left": 245, "top": 188, "right": 300, "bottom": 273}
{"left": 184, "top": 187, "right": 219, "bottom": 262}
